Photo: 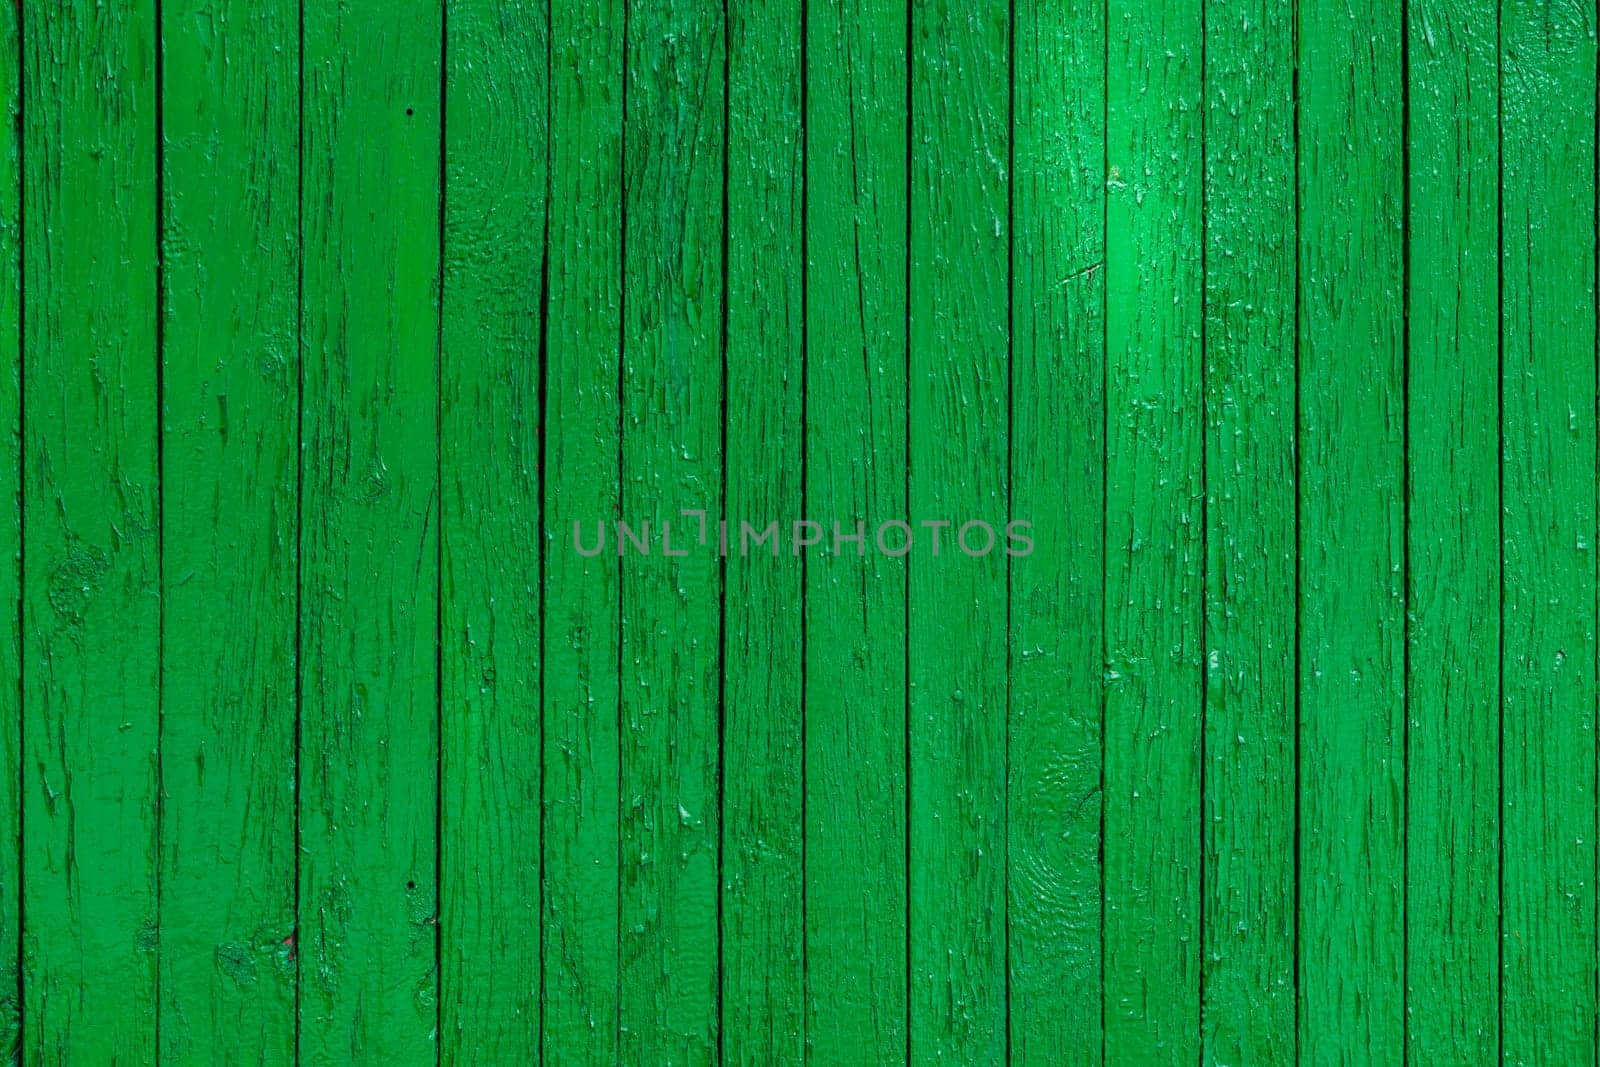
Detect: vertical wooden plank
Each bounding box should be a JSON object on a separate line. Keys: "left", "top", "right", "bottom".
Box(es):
{"left": 1404, "top": 0, "right": 1499, "bottom": 1060}
{"left": 543, "top": 0, "right": 623, "bottom": 1057}
{"left": 801, "top": 0, "right": 908, "bottom": 1057}
{"left": 1499, "top": 0, "right": 1596, "bottom": 1061}
{"left": 298, "top": 0, "right": 442, "bottom": 1060}
{"left": 1199, "top": 0, "right": 1296, "bottom": 1061}
{"left": 1102, "top": 0, "right": 1203, "bottom": 1059}
{"left": 439, "top": 0, "right": 546, "bottom": 1062}
{"left": 158, "top": 0, "right": 299, "bottom": 1060}
{"left": 1007, "top": 0, "right": 1104, "bottom": 1059}
{"left": 618, "top": 0, "right": 725, "bottom": 1059}
{"left": 1296, "top": 0, "right": 1406, "bottom": 1059}
{"left": 722, "top": 0, "right": 803, "bottom": 1060}
{"left": 20, "top": 2, "right": 160, "bottom": 1060}
{"left": 0, "top": 0, "right": 18, "bottom": 1057}
{"left": 906, "top": 0, "right": 1009, "bottom": 1060}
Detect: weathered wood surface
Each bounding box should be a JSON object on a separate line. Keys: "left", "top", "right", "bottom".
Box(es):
{"left": 0, "top": 2, "right": 1592, "bottom": 1062}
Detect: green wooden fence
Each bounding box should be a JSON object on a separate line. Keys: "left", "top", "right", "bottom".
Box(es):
{"left": 0, "top": 0, "right": 1593, "bottom": 1062}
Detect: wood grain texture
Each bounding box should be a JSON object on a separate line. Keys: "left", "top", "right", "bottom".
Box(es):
{"left": 297, "top": 1, "right": 442, "bottom": 1060}
{"left": 907, "top": 1, "right": 1009, "bottom": 1060}
{"left": 1200, "top": 0, "right": 1296, "bottom": 1061}
{"left": 0, "top": 2, "right": 17, "bottom": 1059}
{"left": 158, "top": 0, "right": 299, "bottom": 1060}
{"left": 618, "top": 0, "right": 725, "bottom": 1059}
{"left": 439, "top": 1, "right": 546, "bottom": 1060}
{"left": 14, "top": 6, "right": 1600, "bottom": 1063}
{"left": 1296, "top": 0, "right": 1406, "bottom": 1060}
{"left": 542, "top": 0, "right": 624, "bottom": 1058}
{"left": 1102, "top": 0, "right": 1203, "bottom": 1060}
{"left": 1008, "top": 0, "right": 1103, "bottom": 1059}
{"left": 1404, "top": 1, "right": 1498, "bottom": 1060}
{"left": 722, "top": 0, "right": 804, "bottom": 1060}
{"left": 1499, "top": 1, "right": 1597, "bottom": 1062}
{"left": 20, "top": 2, "right": 161, "bottom": 1060}
{"left": 801, "top": 0, "right": 908, "bottom": 1057}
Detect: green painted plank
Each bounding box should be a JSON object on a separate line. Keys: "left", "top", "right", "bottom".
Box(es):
{"left": 158, "top": 0, "right": 299, "bottom": 1060}
{"left": 1199, "top": 0, "right": 1296, "bottom": 1061}
{"left": 297, "top": 2, "right": 442, "bottom": 1060}
{"left": 801, "top": 0, "right": 908, "bottom": 1057}
{"left": 20, "top": 2, "right": 160, "bottom": 1061}
{"left": 27, "top": 9, "right": 1600, "bottom": 1063}
{"left": 0, "top": 2, "right": 17, "bottom": 1059}
{"left": 1007, "top": 0, "right": 1103, "bottom": 1059}
{"left": 1403, "top": 1, "right": 1498, "bottom": 1060}
{"left": 618, "top": 0, "right": 725, "bottom": 1059}
{"left": 542, "top": 0, "right": 624, "bottom": 1056}
{"left": 722, "top": 0, "right": 803, "bottom": 1061}
{"left": 1296, "top": 0, "right": 1405, "bottom": 1059}
{"left": 907, "top": 0, "right": 1008, "bottom": 1059}
{"left": 1102, "top": 0, "right": 1203, "bottom": 1060}
{"left": 1499, "top": 1, "right": 1597, "bottom": 1061}
{"left": 439, "top": 2, "right": 546, "bottom": 1061}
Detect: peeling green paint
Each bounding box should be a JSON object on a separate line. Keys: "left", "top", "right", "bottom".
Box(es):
{"left": 3, "top": 0, "right": 1596, "bottom": 1064}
